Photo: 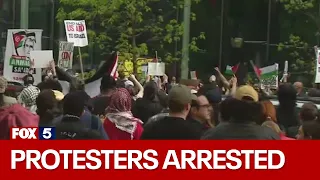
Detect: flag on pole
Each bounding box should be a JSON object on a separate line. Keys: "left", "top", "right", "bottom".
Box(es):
{"left": 224, "top": 64, "right": 239, "bottom": 75}
{"left": 260, "top": 63, "right": 279, "bottom": 88}
{"left": 260, "top": 64, "right": 278, "bottom": 80}
{"left": 85, "top": 52, "right": 118, "bottom": 84}
{"left": 249, "top": 60, "right": 262, "bottom": 79}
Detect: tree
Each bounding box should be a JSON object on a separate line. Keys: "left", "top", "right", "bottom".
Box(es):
{"left": 57, "top": 0, "right": 205, "bottom": 73}
{"left": 278, "top": 0, "right": 318, "bottom": 76}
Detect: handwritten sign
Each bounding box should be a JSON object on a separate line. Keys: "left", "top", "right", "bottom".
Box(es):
{"left": 148, "top": 62, "right": 165, "bottom": 76}
{"left": 30, "top": 50, "right": 53, "bottom": 68}
{"left": 64, "top": 20, "right": 88, "bottom": 47}
{"left": 58, "top": 41, "right": 74, "bottom": 69}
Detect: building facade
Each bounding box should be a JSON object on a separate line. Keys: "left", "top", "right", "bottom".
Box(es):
{"left": 0, "top": 0, "right": 58, "bottom": 64}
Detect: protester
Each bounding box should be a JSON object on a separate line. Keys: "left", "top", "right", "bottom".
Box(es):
{"left": 293, "top": 81, "right": 306, "bottom": 97}
{"left": 22, "top": 73, "right": 35, "bottom": 87}
{"left": 219, "top": 97, "right": 233, "bottom": 122}
{"left": 277, "top": 83, "right": 300, "bottom": 137}
{"left": 91, "top": 74, "right": 116, "bottom": 117}
{"left": 133, "top": 81, "right": 164, "bottom": 123}
{"left": 202, "top": 85, "right": 280, "bottom": 140}
{"left": 262, "top": 121, "right": 295, "bottom": 140}
{"left": 141, "top": 85, "right": 202, "bottom": 140}
{"left": 260, "top": 100, "right": 277, "bottom": 124}
{"left": 0, "top": 76, "right": 17, "bottom": 107}
{"left": 55, "top": 91, "right": 103, "bottom": 140}
{"left": 104, "top": 88, "right": 143, "bottom": 140}
{"left": 188, "top": 93, "right": 213, "bottom": 134}
{"left": 77, "top": 90, "right": 109, "bottom": 139}
{"left": 297, "top": 120, "right": 320, "bottom": 140}
{"left": 18, "top": 85, "right": 40, "bottom": 114}
{"left": 299, "top": 102, "right": 319, "bottom": 122}
{"left": 37, "top": 79, "right": 63, "bottom": 92}
{"left": 36, "top": 89, "right": 62, "bottom": 127}
{"left": 0, "top": 104, "right": 39, "bottom": 139}
{"left": 203, "top": 87, "right": 222, "bottom": 125}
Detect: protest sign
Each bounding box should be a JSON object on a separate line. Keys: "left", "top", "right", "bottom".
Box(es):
{"left": 260, "top": 63, "right": 279, "bottom": 88}
{"left": 148, "top": 62, "right": 165, "bottom": 76}
{"left": 58, "top": 41, "right": 74, "bottom": 69}
{"left": 315, "top": 48, "right": 320, "bottom": 83}
{"left": 190, "top": 71, "right": 197, "bottom": 79}
{"left": 3, "top": 29, "right": 42, "bottom": 84}
{"left": 30, "top": 50, "right": 53, "bottom": 68}
{"left": 64, "top": 20, "right": 88, "bottom": 47}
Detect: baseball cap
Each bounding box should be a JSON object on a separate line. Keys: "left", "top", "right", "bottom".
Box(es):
{"left": 0, "top": 76, "right": 8, "bottom": 93}
{"left": 206, "top": 88, "right": 222, "bottom": 104}
{"left": 234, "top": 85, "right": 259, "bottom": 102}
{"left": 52, "top": 90, "right": 64, "bottom": 101}
{"left": 168, "top": 84, "right": 197, "bottom": 105}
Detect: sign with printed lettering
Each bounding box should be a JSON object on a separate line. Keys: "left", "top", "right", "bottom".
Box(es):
{"left": 3, "top": 29, "right": 43, "bottom": 84}
{"left": 64, "top": 20, "right": 88, "bottom": 47}
{"left": 58, "top": 41, "right": 74, "bottom": 69}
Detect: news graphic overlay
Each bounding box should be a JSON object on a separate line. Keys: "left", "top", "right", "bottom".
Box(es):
{"left": 11, "top": 127, "right": 56, "bottom": 140}
{"left": 10, "top": 149, "right": 285, "bottom": 170}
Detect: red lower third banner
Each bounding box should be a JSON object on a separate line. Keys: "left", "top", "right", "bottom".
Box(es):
{"left": 0, "top": 140, "right": 318, "bottom": 179}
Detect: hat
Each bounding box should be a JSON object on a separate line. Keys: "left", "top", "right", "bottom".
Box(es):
{"left": 52, "top": 90, "right": 64, "bottom": 101}
{"left": 0, "top": 104, "right": 39, "bottom": 139}
{"left": 0, "top": 76, "right": 8, "bottom": 93}
{"left": 124, "top": 80, "right": 134, "bottom": 88}
{"left": 235, "top": 85, "right": 259, "bottom": 102}
{"left": 18, "top": 86, "right": 40, "bottom": 107}
{"left": 168, "top": 84, "right": 197, "bottom": 105}
{"left": 206, "top": 88, "right": 222, "bottom": 104}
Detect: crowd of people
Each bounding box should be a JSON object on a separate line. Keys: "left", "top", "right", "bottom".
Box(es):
{"left": 1, "top": 65, "right": 320, "bottom": 140}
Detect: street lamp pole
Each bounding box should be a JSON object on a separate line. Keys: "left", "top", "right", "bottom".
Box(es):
{"left": 218, "top": 0, "right": 225, "bottom": 70}
{"left": 181, "top": 0, "right": 191, "bottom": 79}
{"left": 20, "top": 0, "right": 29, "bottom": 28}
{"left": 265, "top": 0, "right": 272, "bottom": 62}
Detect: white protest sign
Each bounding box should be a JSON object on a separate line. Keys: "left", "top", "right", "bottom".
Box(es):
{"left": 315, "top": 48, "right": 320, "bottom": 83}
{"left": 30, "top": 50, "right": 53, "bottom": 68}
{"left": 58, "top": 41, "right": 74, "bottom": 69}
{"left": 3, "top": 29, "right": 43, "bottom": 84}
{"left": 147, "top": 62, "right": 165, "bottom": 76}
{"left": 64, "top": 20, "right": 88, "bottom": 47}
{"left": 190, "top": 71, "right": 197, "bottom": 79}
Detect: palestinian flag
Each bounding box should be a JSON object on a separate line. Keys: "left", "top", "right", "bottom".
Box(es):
{"left": 85, "top": 52, "right": 118, "bottom": 84}
{"left": 260, "top": 63, "right": 279, "bottom": 88}
{"left": 224, "top": 64, "right": 239, "bottom": 75}
{"left": 13, "top": 31, "right": 26, "bottom": 49}
{"left": 260, "top": 64, "right": 278, "bottom": 79}
{"left": 84, "top": 52, "right": 119, "bottom": 97}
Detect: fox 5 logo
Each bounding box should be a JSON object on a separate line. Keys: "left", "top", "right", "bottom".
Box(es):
{"left": 11, "top": 127, "right": 56, "bottom": 140}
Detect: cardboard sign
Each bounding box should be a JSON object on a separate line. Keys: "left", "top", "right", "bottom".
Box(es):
{"left": 64, "top": 20, "right": 88, "bottom": 47}
{"left": 147, "top": 62, "right": 165, "bottom": 76}
{"left": 30, "top": 50, "right": 53, "bottom": 68}
{"left": 58, "top": 41, "right": 74, "bottom": 69}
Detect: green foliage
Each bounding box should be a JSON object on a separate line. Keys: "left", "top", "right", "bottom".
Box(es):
{"left": 279, "top": 0, "right": 317, "bottom": 76}
{"left": 278, "top": 34, "right": 315, "bottom": 75}
{"left": 57, "top": 0, "right": 205, "bottom": 71}
{"left": 280, "top": 0, "right": 315, "bottom": 13}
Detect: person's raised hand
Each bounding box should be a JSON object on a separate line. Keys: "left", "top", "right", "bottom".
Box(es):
{"left": 129, "top": 74, "right": 136, "bottom": 80}
{"left": 232, "top": 75, "right": 237, "bottom": 85}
